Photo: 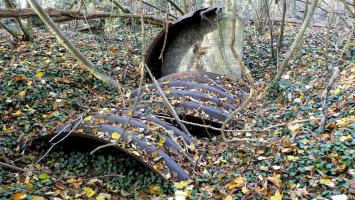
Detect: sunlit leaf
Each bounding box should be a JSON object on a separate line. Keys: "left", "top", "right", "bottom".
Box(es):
{"left": 19, "top": 90, "right": 26, "bottom": 97}
{"left": 83, "top": 187, "right": 96, "bottom": 197}
{"left": 36, "top": 70, "right": 43, "bottom": 79}
{"left": 112, "top": 132, "right": 121, "bottom": 140}
{"left": 174, "top": 180, "right": 191, "bottom": 189}
{"left": 267, "top": 174, "right": 282, "bottom": 188}
{"left": 270, "top": 191, "right": 283, "bottom": 200}
{"left": 319, "top": 178, "right": 335, "bottom": 187}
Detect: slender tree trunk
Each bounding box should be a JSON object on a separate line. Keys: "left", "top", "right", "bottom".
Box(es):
{"left": 26, "top": 1, "right": 32, "bottom": 36}
{"left": 4, "top": 0, "right": 32, "bottom": 41}
{"left": 265, "top": 0, "right": 275, "bottom": 62}
{"left": 26, "top": 0, "right": 124, "bottom": 92}
{"left": 303, "top": 0, "right": 309, "bottom": 22}
{"left": 167, "top": 0, "right": 185, "bottom": 15}
{"left": 324, "top": 0, "right": 334, "bottom": 71}
{"left": 273, "top": 0, "right": 318, "bottom": 82}
{"left": 109, "top": 0, "right": 130, "bottom": 13}
{"left": 181, "top": 0, "right": 188, "bottom": 13}
{"left": 277, "top": 0, "right": 286, "bottom": 62}
{"left": 0, "top": 20, "right": 19, "bottom": 41}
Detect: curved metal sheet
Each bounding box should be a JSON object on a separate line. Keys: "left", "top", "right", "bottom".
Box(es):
{"left": 145, "top": 8, "right": 219, "bottom": 78}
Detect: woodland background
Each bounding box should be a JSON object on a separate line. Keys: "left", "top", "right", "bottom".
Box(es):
{"left": 0, "top": 0, "right": 354, "bottom": 199}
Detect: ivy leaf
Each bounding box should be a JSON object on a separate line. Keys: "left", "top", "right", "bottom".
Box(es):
{"left": 38, "top": 173, "right": 49, "bottom": 180}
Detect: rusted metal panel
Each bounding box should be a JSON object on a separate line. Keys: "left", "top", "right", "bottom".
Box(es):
{"left": 145, "top": 8, "right": 219, "bottom": 78}
{"left": 129, "top": 71, "right": 247, "bottom": 124}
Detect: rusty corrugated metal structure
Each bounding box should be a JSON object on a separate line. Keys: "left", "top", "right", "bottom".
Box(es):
{"left": 33, "top": 9, "right": 248, "bottom": 182}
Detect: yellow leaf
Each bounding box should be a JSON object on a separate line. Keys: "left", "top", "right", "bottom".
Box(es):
{"left": 19, "top": 90, "right": 26, "bottom": 97}
{"left": 157, "top": 135, "right": 166, "bottom": 146}
{"left": 83, "top": 187, "right": 95, "bottom": 197}
{"left": 83, "top": 116, "right": 92, "bottom": 122}
{"left": 175, "top": 190, "right": 188, "bottom": 200}
{"left": 26, "top": 183, "right": 33, "bottom": 190}
{"left": 111, "top": 132, "right": 121, "bottom": 140}
{"left": 188, "top": 143, "right": 196, "bottom": 151}
{"left": 267, "top": 174, "right": 282, "bottom": 188}
{"left": 149, "top": 123, "right": 158, "bottom": 130}
{"left": 334, "top": 88, "right": 341, "bottom": 95}
{"left": 174, "top": 180, "right": 191, "bottom": 189}
{"left": 36, "top": 70, "right": 43, "bottom": 79}
{"left": 233, "top": 175, "right": 245, "bottom": 187}
{"left": 12, "top": 110, "right": 22, "bottom": 116}
{"left": 319, "top": 178, "right": 335, "bottom": 187}
{"left": 287, "top": 155, "right": 299, "bottom": 161}
{"left": 149, "top": 185, "right": 162, "bottom": 195}
{"left": 288, "top": 123, "right": 302, "bottom": 132}
{"left": 11, "top": 192, "right": 27, "bottom": 200}
{"left": 96, "top": 193, "right": 111, "bottom": 200}
{"left": 31, "top": 196, "right": 45, "bottom": 200}
{"left": 224, "top": 195, "right": 233, "bottom": 200}
{"left": 270, "top": 191, "right": 283, "bottom": 200}
{"left": 242, "top": 186, "right": 250, "bottom": 194}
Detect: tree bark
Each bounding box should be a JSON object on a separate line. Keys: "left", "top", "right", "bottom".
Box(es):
{"left": 26, "top": 0, "right": 124, "bottom": 92}
{"left": 4, "top": 0, "right": 32, "bottom": 41}
{"left": 167, "top": 0, "right": 185, "bottom": 15}
{"left": 277, "top": 0, "right": 287, "bottom": 61}
{"left": 0, "top": 8, "right": 164, "bottom": 26}
{"left": 0, "top": 20, "right": 19, "bottom": 41}
{"left": 273, "top": 0, "right": 318, "bottom": 82}
{"left": 109, "top": 0, "right": 130, "bottom": 13}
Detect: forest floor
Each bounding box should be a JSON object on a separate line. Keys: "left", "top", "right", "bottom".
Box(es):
{"left": 0, "top": 21, "right": 354, "bottom": 200}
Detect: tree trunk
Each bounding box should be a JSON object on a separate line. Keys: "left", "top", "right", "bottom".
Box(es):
{"left": 181, "top": 0, "right": 188, "bottom": 13}
{"left": 26, "top": 0, "right": 124, "bottom": 92}
{"left": 26, "top": 1, "right": 32, "bottom": 36}
{"left": 167, "top": 0, "right": 185, "bottom": 15}
{"left": 4, "top": 0, "right": 32, "bottom": 41}
{"left": 277, "top": 0, "right": 286, "bottom": 61}
{"left": 273, "top": 0, "right": 318, "bottom": 82}
{"left": 109, "top": 0, "right": 130, "bottom": 13}
{"left": 0, "top": 20, "right": 19, "bottom": 41}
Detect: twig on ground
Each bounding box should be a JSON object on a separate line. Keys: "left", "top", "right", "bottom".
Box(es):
{"left": 157, "top": 114, "right": 319, "bottom": 134}
{"left": 0, "top": 161, "right": 27, "bottom": 172}
{"left": 319, "top": 67, "right": 340, "bottom": 132}
{"left": 33, "top": 112, "right": 85, "bottom": 166}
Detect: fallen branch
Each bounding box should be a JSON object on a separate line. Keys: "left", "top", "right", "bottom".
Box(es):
{"left": 0, "top": 161, "right": 27, "bottom": 172}
{"left": 319, "top": 67, "right": 340, "bottom": 132}
{"left": 0, "top": 8, "right": 164, "bottom": 26}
